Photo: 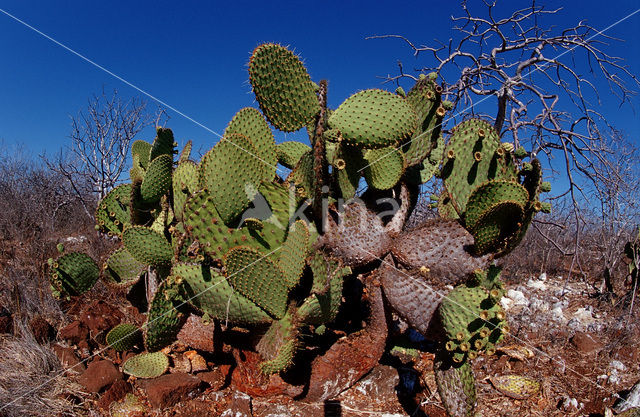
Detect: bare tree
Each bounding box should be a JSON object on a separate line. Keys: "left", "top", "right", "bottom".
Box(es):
{"left": 369, "top": 0, "right": 640, "bottom": 281}
{"left": 45, "top": 89, "right": 159, "bottom": 218}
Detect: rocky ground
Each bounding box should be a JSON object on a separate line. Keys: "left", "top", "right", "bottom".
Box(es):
{"left": 1, "top": 270, "right": 639, "bottom": 417}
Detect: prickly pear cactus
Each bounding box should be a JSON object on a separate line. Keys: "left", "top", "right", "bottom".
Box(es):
{"left": 48, "top": 43, "right": 551, "bottom": 416}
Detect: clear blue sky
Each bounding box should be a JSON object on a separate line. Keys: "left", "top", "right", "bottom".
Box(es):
{"left": 0, "top": 0, "right": 638, "bottom": 162}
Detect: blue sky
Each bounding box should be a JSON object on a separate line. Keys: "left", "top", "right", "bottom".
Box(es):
{"left": 0, "top": 0, "right": 639, "bottom": 165}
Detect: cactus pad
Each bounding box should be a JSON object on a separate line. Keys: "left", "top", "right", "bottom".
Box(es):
{"left": 122, "top": 226, "right": 173, "bottom": 265}
{"left": 122, "top": 351, "right": 169, "bottom": 379}
{"left": 256, "top": 311, "right": 298, "bottom": 374}
{"left": 150, "top": 127, "right": 175, "bottom": 161}
{"left": 102, "top": 247, "right": 146, "bottom": 288}
{"left": 49, "top": 252, "right": 100, "bottom": 296}
{"left": 278, "top": 220, "right": 310, "bottom": 288}
{"left": 140, "top": 154, "right": 173, "bottom": 203}
{"left": 224, "top": 246, "right": 290, "bottom": 319}
{"left": 95, "top": 184, "right": 131, "bottom": 236}
{"left": 441, "top": 118, "right": 517, "bottom": 214}
{"left": 200, "top": 133, "right": 267, "bottom": 224}
{"left": 177, "top": 263, "right": 271, "bottom": 324}
{"left": 106, "top": 323, "right": 142, "bottom": 351}
{"left": 225, "top": 107, "right": 278, "bottom": 179}
{"left": 276, "top": 141, "right": 311, "bottom": 169}
{"left": 363, "top": 146, "right": 405, "bottom": 190}
{"left": 131, "top": 140, "right": 152, "bottom": 170}
{"left": 172, "top": 160, "right": 199, "bottom": 222}
{"left": 489, "top": 375, "right": 541, "bottom": 399}
{"left": 145, "top": 281, "right": 185, "bottom": 351}
{"left": 328, "top": 89, "right": 418, "bottom": 148}
{"left": 434, "top": 354, "right": 477, "bottom": 417}
{"left": 249, "top": 43, "right": 320, "bottom": 132}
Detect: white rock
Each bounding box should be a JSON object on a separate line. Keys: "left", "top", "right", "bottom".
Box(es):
{"left": 573, "top": 307, "right": 594, "bottom": 324}
{"left": 527, "top": 279, "right": 547, "bottom": 290}
{"left": 610, "top": 360, "right": 627, "bottom": 372}
{"left": 529, "top": 298, "right": 550, "bottom": 313}
{"left": 506, "top": 289, "right": 528, "bottom": 306}
{"left": 551, "top": 306, "right": 565, "bottom": 320}
{"left": 615, "top": 380, "right": 640, "bottom": 413}
{"left": 539, "top": 272, "right": 547, "bottom": 281}
{"left": 500, "top": 297, "right": 514, "bottom": 311}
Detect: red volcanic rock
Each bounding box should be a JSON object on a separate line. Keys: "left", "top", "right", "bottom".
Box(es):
{"left": 52, "top": 344, "right": 85, "bottom": 372}
{"left": 59, "top": 321, "right": 89, "bottom": 344}
{"left": 142, "top": 373, "right": 203, "bottom": 408}
{"left": 96, "top": 380, "right": 132, "bottom": 410}
{"left": 570, "top": 332, "right": 604, "bottom": 353}
{"left": 78, "top": 360, "right": 122, "bottom": 393}
{"left": 78, "top": 300, "right": 123, "bottom": 335}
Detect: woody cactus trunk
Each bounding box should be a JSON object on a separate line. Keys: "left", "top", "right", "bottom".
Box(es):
{"left": 48, "top": 43, "right": 551, "bottom": 416}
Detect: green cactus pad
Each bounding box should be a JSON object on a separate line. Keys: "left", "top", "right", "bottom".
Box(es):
{"left": 95, "top": 184, "right": 131, "bottom": 236}
{"left": 145, "top": 281, "right": 185, "bottom": 351}
{"left": 287, "top": 150, "right": 314, "bottom": 198}
{"left": 278, "top": 220, "right": 309, "bottom": 288}
{"left": 434, "top": 353, "right": 477, "bottom": 417}
{"left": 106, "top": 323, "right": 142, "bottom": 351}
{"left": 102, "top": 247, "right": 146, "bottom": 288}
{"left": 249, "top": 43, "right": 320, "bottom": 132}
{"left": 276, "top": 141, "right": 311, "bottom": 169}
{"left": 441, "top": 118, "right": 517, "bottom": 215}
{"left": 406, "top": 133, "right": 445, "bottom": 185}
{"left": 140, "top": 154, "right": 173, "bottom": 203}
{"left": 178, "top": 140, "right": 192, "bottom": 163}
{"left": 122, "top": 226, "right": 173, "bottom": 265}
{"left": 464, "top": 180, "right": 529, "bottom": 254}
{"left": 438, "top": 280, "right": 506, "bottom": 359}
{"left": 465, "top": 180, "right": 529, "bottom": 229}
{"left": 176, "top": 262, "right": 271, "bottom": 325}
{"left": 328, "top": 89, "right": 418, "bottom": 148}
{"left": 200, "top": 133, "right": 267, "bottom": 224}
{"left": 50, "top": 252, "right": 100, "bottom": 296}
{"left": 172, "top": 160, "right": 199, "bottom": 222}
{"left": 131, "top": 140, "right": 152, "bottom": 170}
{"left": 256, "top": 311, "right": 298, "bottom": 374}
{"left": 122, "top": 351, "right": 169, "bottom": 379}
{"left": 363, "top": 146, "right": 405, "bottom": 190}
{"left": 224, "top": 246, "right": 290, "bottom": 319}
{"left": 183, "top": 190, "right": 282, "bottom": 260}
{"left": 258, "top": 181, "right": 293, "bottom": 231}
{"left": 471, "top": 201, "right": 525, "bottom": 255}
{"left": 150, "top": 127, "right": 175, "bottom": 161}
{"left": 298, "top": 253, "right": 350, "bottom": 324}
{"left": 405, "top": 74, "right": 440, "bottom": 133}
{"left": 336, "top": 145, "right": 364, "bottom": 200}
{"left": 130, "top": 153, "right": 145, "bottom": 184}
{"left": 225, "top": 107, "right": 277, "bottom": 179}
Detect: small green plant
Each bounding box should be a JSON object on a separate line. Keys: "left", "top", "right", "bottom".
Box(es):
{"left": 49, "top": 43, "right": 550, "bottom": 416}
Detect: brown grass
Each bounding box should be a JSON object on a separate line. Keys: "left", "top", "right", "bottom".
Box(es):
{"left": 0, "top": 321, "right": 88, "bottom": 417}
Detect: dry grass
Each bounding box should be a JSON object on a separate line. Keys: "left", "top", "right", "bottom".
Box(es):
{"left": 0, "top": 321, "right": 88, "bottom": 417}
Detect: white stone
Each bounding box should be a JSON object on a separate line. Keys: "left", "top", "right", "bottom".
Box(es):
{"left": 506, "top": 289, "right": 528, "bottom": 306}
{"left": 527, "top": 279, "right": 547, "bottom": 290}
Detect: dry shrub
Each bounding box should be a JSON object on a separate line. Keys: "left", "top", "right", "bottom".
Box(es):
{"left": 0, "top": 321, "right": 87, "bottom": 417}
